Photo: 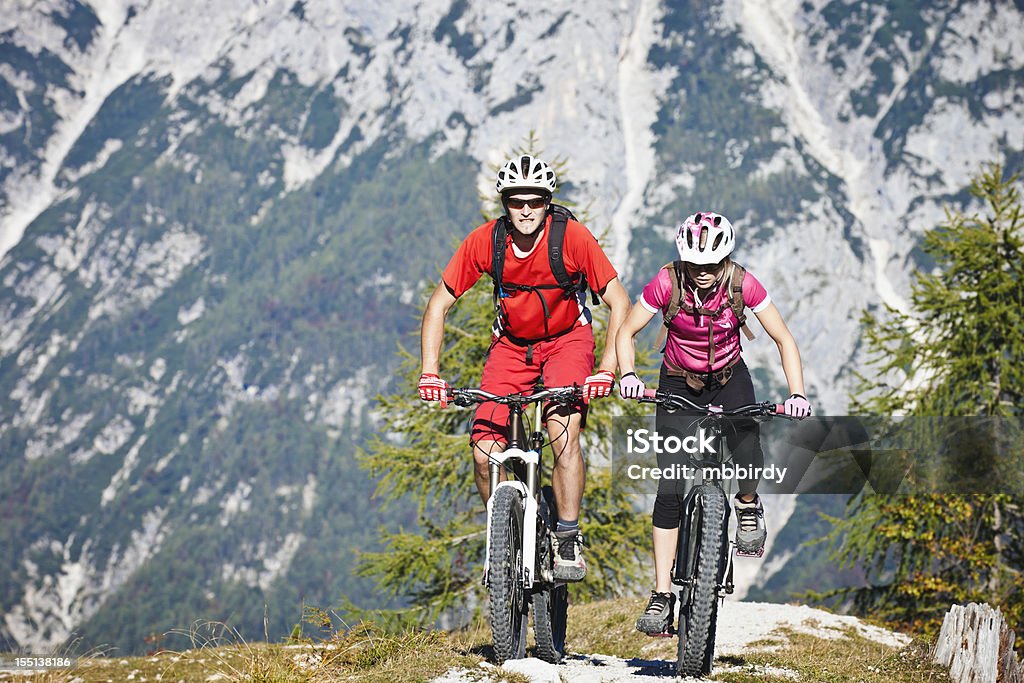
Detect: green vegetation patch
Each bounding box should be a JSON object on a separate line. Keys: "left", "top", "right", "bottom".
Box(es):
{"left": 63, "top": 74, "right": 171, "bottom": 173}
{"left": 5, "top": 620, "right": 528, "bottom": 683}
{"left": 300, "top": 88, "right": 344, "bottom": 150}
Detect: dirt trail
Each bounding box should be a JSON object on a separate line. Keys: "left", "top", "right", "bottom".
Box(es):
{"left": 435, "top": 601, "right": 910, "bottom": 682}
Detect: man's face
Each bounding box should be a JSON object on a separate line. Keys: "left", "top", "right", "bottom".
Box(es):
{"left": 505, "top": 193, "right": 549, "bottom": 235}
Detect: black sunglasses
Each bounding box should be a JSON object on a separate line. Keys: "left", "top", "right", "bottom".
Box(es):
{"left": 506, "top": 197, "right": 548, "bottom": 210}
{"left": 686, "top": 260, "right": 726, "bottom": 274}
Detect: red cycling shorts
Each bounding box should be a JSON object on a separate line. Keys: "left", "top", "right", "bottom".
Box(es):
{"left": 471, "top": 324, "right": 595, "bottom": 444}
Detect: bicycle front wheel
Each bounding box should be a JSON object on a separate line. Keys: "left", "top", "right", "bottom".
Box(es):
{"left": 488, "top": 486, "right": 528, "bottom": 662}
{"left": 677, "top": 485, "right": 727, "bottom": 677}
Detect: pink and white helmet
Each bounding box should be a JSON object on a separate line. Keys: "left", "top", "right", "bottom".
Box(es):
{"left": 675, "top": 212, "right": 736, "bottom": 264}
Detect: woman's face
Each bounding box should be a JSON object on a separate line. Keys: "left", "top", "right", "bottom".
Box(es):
{"left": 684, "top": 260, "right": 726, "bottom": 290}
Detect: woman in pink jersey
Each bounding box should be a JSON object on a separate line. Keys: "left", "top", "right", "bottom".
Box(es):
{"left": 615, "top": 212, "right": 811, "bottom": 635}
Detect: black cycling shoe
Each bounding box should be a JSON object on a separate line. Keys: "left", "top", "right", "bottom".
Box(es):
{"left": 635, "top": 591, "right": 676, "bottom": 636}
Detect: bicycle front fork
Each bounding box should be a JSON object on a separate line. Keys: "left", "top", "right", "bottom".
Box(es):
{"left": 672, "top": 486, "right": 734, "bottom": 603}
{"left": 484, "top": 447, "right": 542, "bottom": 589}
{"left": 488, "top": 459, "right": 538, "bottom": 502}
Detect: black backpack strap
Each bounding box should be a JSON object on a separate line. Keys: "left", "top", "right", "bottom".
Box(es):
{"left": 491, "top": 216, "right": 510, "bottom": 309}
{"left": 548, "top": 203, "right": 598, "bottom": 303}
{"left": 547, "top": 205, "right": 574, "bottom": 291}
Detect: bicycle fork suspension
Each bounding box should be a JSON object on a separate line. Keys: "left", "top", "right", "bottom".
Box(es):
{"left": 488, "top": 403, "right": 540, "bottom": 500}
{"left": 484, "top": 473, "right": 540, "bottom": 588}
{"left": 674, "top": 486, "right": 732, "bottom": 602}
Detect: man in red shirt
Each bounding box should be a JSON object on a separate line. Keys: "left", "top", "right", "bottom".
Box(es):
{"left": 418, "top": 154, "right": 630, "bottom": 581}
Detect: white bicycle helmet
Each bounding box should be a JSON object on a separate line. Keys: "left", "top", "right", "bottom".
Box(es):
{"left": 675, "top": 212, "right": 736, "bottom": 265}
{"left": 495, "top": 154, "right": 557, "bottom": 196}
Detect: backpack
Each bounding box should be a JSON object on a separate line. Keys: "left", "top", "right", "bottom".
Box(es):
{"left": 660, "top": 260, "right": 755, "bottom": 368}
{"left": 491, "top": 204, "right": 599, "bottom": 343}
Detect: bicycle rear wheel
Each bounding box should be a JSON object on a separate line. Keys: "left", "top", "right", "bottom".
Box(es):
{"left": 488, "top": 486, "right": 528, "bottom": 662}
{"left": 532, "top": 585, "right": 567, "bottom": 662}
{"left": 677, "top": 485, "right": 727, "bottom": 677}
{"left": 532, "top": 486, "right": 567, "bottom": 663}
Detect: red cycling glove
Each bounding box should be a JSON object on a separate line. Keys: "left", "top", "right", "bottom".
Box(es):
{"left": 583, "top": 370, "right": 615, "bottom": 404}
{"left": 418, "top": 373, "right": 449, "bottom": 408}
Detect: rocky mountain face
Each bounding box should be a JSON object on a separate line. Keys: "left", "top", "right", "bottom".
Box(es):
{"left": 1, "top": 0, "right": 1021, "bottom": 654}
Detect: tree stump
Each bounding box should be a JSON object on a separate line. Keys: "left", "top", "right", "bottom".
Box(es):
{"left": 932, "top": 603, "right": 1023, "bottom": 683}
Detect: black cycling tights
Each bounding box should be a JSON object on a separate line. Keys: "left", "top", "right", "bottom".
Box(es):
{"left": 651, "top": 359, "right": 764, "bottom": 530}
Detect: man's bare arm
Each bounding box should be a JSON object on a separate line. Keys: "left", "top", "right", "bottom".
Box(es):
{"left": 595, "top": 277, "right": 631, "bottom": 373}
{"left": 420, "top": 283, "right": 459, "bottom": 375}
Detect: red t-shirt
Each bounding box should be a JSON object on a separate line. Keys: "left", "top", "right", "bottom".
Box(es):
{"left": 442, "top": 216, "right": 618, "bottom": 341}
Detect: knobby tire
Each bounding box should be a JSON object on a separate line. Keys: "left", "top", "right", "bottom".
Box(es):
{"left": 488, "top": 487, "right": 527, "bottom": 662}
{"left": 532, "top": 585, "right": 567, "bottom": 663}
{"left": 677, "top": 485, "right": 726, "bottom": 677}
{"left": 532, "top": 485, "right": 567, "bottom": 663}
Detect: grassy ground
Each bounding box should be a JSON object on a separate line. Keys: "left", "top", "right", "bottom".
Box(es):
{"left": 0, "top": 598, "right": 950, "bottom": 682}
{"left": 711, "top": 627, "right": 949, "bottom": 683}
{"left": 0, "top": 619, "right": 526, "bottom": 683}
{"left": 568, "top": 596, "right": 950, "bottom": 682}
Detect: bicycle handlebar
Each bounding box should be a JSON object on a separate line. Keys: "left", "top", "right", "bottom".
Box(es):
{"left": 639, "top": 388, "right": 788, "bottom": 417}
{"left": 448, "top": 386, "right": 583, "bottom": 408}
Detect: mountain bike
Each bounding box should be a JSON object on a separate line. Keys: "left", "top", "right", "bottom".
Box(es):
{"left": 448, "top": 386, "right": 582, "bottom": 664}
{"left": 636, "top": 388, "right": 789, "bottom": 677}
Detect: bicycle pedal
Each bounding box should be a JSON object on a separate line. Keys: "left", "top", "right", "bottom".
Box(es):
{"left": 646, "top": 628, "right": 676, "bottom": 638}
{"left": 735, "top": 547, "right": 765, "bottom": 558}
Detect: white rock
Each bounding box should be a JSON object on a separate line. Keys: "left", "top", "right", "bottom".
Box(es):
{"left": 501, "top": 658, "right": 560, "bottom": 683}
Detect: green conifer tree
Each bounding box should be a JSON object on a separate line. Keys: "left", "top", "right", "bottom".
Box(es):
{"left": 353, "top": 137, "right": 654, "bottom": 627}
{"left": 829, "top": 164, "right": 1024, "bottom": 635}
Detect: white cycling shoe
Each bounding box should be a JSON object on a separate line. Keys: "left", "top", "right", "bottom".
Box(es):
{"left": 552, "top": 530, "right": 587, "bottom": 581}
{"left": 734, "top": 495, "right": 767, "bottom": 558}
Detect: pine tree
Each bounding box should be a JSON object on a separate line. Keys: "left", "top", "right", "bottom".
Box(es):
{"left": 353, "top": 137, "right": 654, "bottom": 627}
{"left": 830, "top": 164, "right": 1024, "bottom": 635}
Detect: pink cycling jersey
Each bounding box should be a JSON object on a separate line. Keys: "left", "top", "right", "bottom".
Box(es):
{"left": 640, "top": 267, "right": 771, "bottom": 372}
